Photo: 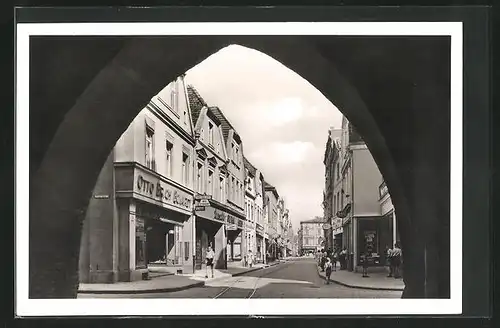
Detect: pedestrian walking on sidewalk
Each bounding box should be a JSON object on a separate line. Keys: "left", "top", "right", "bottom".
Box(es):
{"left": 386, "top": 245, "right": 394, "bottom": 277}
{"left": 205, "top": 244, "right": 215, "bottom": 279}
{"left": 332, "top": 250, "right": 338, "bottom": 271}
{"left": 392, "top": 242, "right": 402, "bottom": 279}
{"left": 320, "top": 249, "right": 327, "bottom": 272}
{"left": 362, "top": 251, "right": 370, "bottom": 278}
{"left": 248, "top": 250, "right": 254, "bottom": 268}
{"left": 325, "top": 257, "right": 333, "bottom": 284}
{"left": 339, "top": 248, "right": 347, "bottom": 270}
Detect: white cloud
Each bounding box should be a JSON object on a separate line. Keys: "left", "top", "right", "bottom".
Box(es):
{"left": 249, "top": 141, "right": 315, "bottom": 165}
{"left": 262, "top": 98, "right": 304, "bottom": 126}
{"left": 183, "top": 44, "right": 343, "bottom": 228}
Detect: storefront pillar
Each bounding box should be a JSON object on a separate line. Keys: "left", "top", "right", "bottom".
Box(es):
{"left": 393, "top": 211, "right": 397, "bottom": 245}
{"left": 181, "top": 215, "right": 195, "bottom": 274}
{"left": 263, "top": 238, "right": 267, "bottom": 264}
{"left": 353, "top": 217, "right": 358, "bottom": 270}
{"left": 214, "top": 224, "right": 227, "bottom": 269}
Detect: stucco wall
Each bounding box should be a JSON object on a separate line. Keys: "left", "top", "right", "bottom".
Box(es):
{"left": 353, "top": 147, "right": 383, "bottom": 216}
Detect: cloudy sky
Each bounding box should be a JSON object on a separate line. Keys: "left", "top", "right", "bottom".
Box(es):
{"left": 185, "top": 45, "right": 343, "bottom": 231}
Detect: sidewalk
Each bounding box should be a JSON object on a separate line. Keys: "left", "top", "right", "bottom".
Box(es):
{"left": 78, "top": 260, "right": 283, "bottom": 294}
{"left": 78, "top": 274, "right": 204, "bottom": 294}
{"left": 317, "top": 265, "right": 405, "bottom": 291}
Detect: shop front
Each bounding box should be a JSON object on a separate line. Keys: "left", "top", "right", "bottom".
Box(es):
{"left": 225, "top": 212, "right": 245, "bottom": 262}
{"left": 256, "top": 223, "right": 265, "bottom": 263}
{"left": 356, "top": 216, "right": 393, "bottom": 269}
{"left": 114, "top": 162, "right": 193, "bottom": 281}
{"left": 194, "top": 205, "right": 227, "bottom": 270}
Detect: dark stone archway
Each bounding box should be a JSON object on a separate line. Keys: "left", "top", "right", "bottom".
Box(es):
{"left": 29, "top": 35, "right": 450, "bottom": 299}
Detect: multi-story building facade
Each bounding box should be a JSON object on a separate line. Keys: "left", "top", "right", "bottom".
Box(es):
{"left": 208, "top": 105, "right": 247, "bottom": 262}
{"left": 331, "top": 137, "right": 344, "bottom": 251}
{"left": 243, "top": 156, "right": 266, "bottom": 263}
{"left": 277, "top": 197, "right": 286, "bottom": 258}
{"left": 336, "top": 115, "right": 391, "bottom": 272}
{"left": 323, "top": 127, "right": 342, "bottom": 252}
{"left": 243, "top": 158, "right": 257, "bottom": 262}
{"left": 79, "top": 76, "right": 197, "bottom": 282}
{"left": 297, "top": 227, "right": 303, "bottom": 255}
{"left": 299, "top": 217, "right": 324, "bottom": 255}
{"left": 187, "top": 85, "right": 234, "bottom": 270}
{"left": 264, "top": 182, "right": 280, "bottom": 261}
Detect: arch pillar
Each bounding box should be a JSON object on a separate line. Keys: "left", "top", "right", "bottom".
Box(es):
{"left": 29, "top": 37, "right": 227, "bottom": 298}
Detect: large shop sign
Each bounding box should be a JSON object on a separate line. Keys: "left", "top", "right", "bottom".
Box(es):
{"left": 136, "top": 173, "right": 192, "bottom": 211}
{"left": 221, "top": 211, "right": 244, "bottom": 230}
{"left": 196, "top": 206, "right": 244, "bottom": 228}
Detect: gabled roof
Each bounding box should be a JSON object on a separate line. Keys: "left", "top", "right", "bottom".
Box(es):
{"left": 243, "top": 156, "right": 257, "bottom": 176}
{"left": 264, "top": 181, "right": 280, "bottom": 199}
{"left": 186, "top": 85, "right": 207, "bottom": 125}
{"left": 209, "top": 106, "right": 241, "bottom": 144}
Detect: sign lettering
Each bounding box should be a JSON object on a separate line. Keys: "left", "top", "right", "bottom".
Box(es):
{"left": 214, "top": 210, "right": 226, "bottom": 223}
{"left": 136, "top": 174, "right": 192, "bottom": 210}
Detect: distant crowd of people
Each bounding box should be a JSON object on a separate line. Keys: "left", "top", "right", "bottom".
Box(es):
{"left": 316, "top": 248, "right": 346, "bottom": 284}
{"left": 315, "top": 242, "right": 403, "bottom": 283}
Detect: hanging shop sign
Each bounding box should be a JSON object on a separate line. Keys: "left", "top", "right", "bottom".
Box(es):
{"left": 226, "top": 224, "right": 237, "bottom": 231}
{"left": 195, "top": 194, "right": 212, "bottom": 201}
{"left": 322, "top": 223, "right": 332, "bottom": 230}
{"left": 134, "top": 170, "right": 193, "bottom": 211}
{"left": 198, "top": 199, "right": 211, "bottom": 207}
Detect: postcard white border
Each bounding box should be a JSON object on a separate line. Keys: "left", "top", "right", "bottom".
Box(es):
{"left": 16, "top": 22, "right": 463, "bottom": 316}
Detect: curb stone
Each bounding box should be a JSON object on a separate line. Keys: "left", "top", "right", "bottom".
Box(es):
{"left": 316, "top": 267, "right": 404, "bottom": 292}
{"left": 78, "top": 262, "right": 285, "bottom": 294}
{"left": 78, "top": 280, "right": 205, "bottom": 294}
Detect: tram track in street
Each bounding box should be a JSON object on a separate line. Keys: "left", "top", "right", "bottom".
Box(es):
{"left": 212, "top": 261, "right": 291, "bottom": 299}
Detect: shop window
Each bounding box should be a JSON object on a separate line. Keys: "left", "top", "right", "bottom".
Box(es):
{"left": 182, "top": 152, "right": 189, "bottom": 185}
{"left": 207, "top": 169, "right": 214, "bottom": 196}
{"left": 231, "top": 177, "right": 235, "bottom": 201}
{"left": 165, "top": 140, "right": 173, "bottom": 177}
{"left": 184, "top": 241, "right": 190, "bottom": 261}
{"left": 219, "top": 176, "right": 225, "bottom": 201}
{"left": 197, "top": 162, "right": 204, "bottom": 193}
{"left": 240, "top": 183, "right": 243, "bottom": 205}
{"left": 135, "top": 218, "right": 147, "bottom": 269}
{"left": 145, "top": 126, "right": 155, "bottom": 170}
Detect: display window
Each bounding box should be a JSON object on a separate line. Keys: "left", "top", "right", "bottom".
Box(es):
{"left": 135, "top": 217, "right": 147, "bottom": 269}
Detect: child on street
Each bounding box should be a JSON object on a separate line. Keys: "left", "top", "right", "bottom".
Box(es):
{"left": 325, "top": 257, "right": 333, "bottom": 284}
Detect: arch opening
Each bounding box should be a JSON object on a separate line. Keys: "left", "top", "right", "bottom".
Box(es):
{"left": 28, "top": 35, "right": 450, "bottom": 299}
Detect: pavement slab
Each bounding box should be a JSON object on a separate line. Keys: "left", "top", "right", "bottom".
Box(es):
{"left": 316, "top": 264, "right": 405, "bottom": 291}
